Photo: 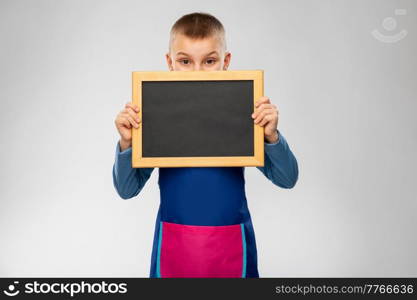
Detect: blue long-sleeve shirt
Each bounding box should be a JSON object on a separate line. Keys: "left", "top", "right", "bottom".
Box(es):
{"left": 112, "top": 129, "right": 298, "bottom": 277}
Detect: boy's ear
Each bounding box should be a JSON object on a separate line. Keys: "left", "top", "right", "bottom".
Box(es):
{"left": 166, "top": 53, "right": 174, "bottom": 71}
{"left": 223, "top": 52, "right": 231, "bottom": 70}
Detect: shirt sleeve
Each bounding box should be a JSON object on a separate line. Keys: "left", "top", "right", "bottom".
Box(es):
{"left": 256, "top": 129, "right": 299, "bottom": 188}
{"left": 112, "top": 141, "right": 154, "bottom": 199}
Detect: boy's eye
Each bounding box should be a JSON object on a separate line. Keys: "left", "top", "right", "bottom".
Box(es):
{"left": 179, "top": 59, "right": 190, "bottom": 65}
{"left": 206, "top": 58, "right": 217, "bottom": 64}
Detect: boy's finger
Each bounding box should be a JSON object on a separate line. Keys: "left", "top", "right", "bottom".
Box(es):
{"left": 255, "top": 113, "right": 272, "bottom": 126}
{"left": 125, "top": 102, "right": 140, "bottom": 112}
{"left": 124, "top": 113, "right": 139, "bottom": 128}
{"left": 252, "top": 103, "right": 273, "bottom": 118}
{"left": 255, "top": 96, "right": 271, "bottom": 108}
{"left": 258, "top": 115, "right": 271, "bottom": 127}
{"left": 121, "top": 117, "right": 132, "bottom": 129}
{"left": 254, "top": 109, "right": 274, "bottom": 124}
{"left": 125, "top": 107, "right": 141, "bottom": 123}
{"left": 125, "top": 103, "right": 139, "bottom": 112}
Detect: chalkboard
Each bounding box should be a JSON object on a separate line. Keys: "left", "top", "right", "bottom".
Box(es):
{"left": 131, "top": 70, "right": 264, "bottom": 168}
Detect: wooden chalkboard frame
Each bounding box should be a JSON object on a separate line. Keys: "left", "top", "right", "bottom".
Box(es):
{"left": 131, "top": 70, "right": 264, "bottom": 168}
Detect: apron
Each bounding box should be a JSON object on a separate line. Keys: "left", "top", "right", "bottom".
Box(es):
{"left": 155, "top": 221, "right": 247, "bottom": 278}
{"left": 152, "top": 166, "right": 257, "bottom": 278}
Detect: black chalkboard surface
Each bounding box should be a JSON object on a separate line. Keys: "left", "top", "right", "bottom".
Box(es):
{"left": 142, "top": 80, "right": 253, "bottom": 157}
{"left": 131, "top": 70, "right": 264, "bottom": 168}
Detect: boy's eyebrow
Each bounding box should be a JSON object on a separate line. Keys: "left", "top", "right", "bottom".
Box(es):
{"left": 204, "top": 51, "right": 219, "bottom": 56}
{"left": 176, "top": 51, "right": 219, "bottom": 56}
{"left": 176, "top": 51, "right": 190, "bottom": 56}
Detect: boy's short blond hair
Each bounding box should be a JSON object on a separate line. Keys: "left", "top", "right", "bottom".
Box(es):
{"left": 169, "top": 12, "right": 227, "bottom": 53}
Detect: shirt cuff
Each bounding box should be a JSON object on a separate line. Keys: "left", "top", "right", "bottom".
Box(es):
{"left": 265, "top": 129, "right": 281, "bottom": 146}
{"left": 116, "top": 140, "right": 132, "bottom": 156}
{"left": 264, "top": 129, "right": 289, "bottom": 154}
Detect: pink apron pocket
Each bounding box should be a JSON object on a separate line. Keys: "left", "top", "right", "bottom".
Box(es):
{"left": 156, "top": 221, "right": 247, "bottom": 278}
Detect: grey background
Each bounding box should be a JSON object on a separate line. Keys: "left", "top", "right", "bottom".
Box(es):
{"left": 0, "top": 0, "right": 416, "bottom": 277}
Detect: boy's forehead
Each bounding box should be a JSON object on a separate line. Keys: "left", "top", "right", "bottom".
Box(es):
{"left": 170, "top": 33, "right": 223, "bottom": 56}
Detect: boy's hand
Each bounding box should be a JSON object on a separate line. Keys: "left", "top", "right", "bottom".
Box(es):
{"left": 114, "top": 102, "right": 141, "bottom": 151}
{"left": 252, "top": 96, "right": 279, "bottom": 143}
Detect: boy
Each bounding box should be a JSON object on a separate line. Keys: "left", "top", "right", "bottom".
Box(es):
{"left": 113, "top": 12, "right": 298, "bottom": 278}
